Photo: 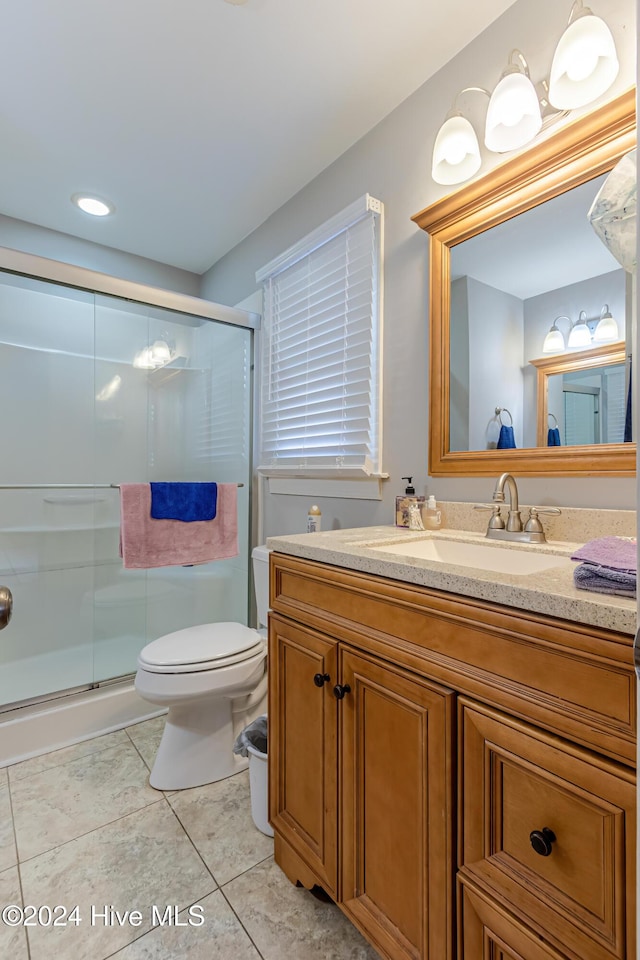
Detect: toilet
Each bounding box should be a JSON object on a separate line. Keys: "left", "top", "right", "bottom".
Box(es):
{"left": 134, "top": 545, "right": 270, "bottom": 790}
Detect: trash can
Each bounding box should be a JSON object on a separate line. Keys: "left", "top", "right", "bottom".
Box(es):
{"left": 233, "top": 715, "right": 274, "bottom": 837}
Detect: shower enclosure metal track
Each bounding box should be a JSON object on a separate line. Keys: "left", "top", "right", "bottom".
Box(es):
{"left": 0, "top": 483, "right": 244, "bottom": 489}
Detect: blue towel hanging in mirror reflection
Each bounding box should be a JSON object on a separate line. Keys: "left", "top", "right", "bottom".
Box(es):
{"left": 547, "top": 413, "right": 561, "bottom": 446}
{"left": 624, "top": 354, "right": 632, "bottom": 442}
{"left": 547, "top": 427, "right": 561, "bottom": 445}
{"left": 496, "top": 407, "right": 515, "bottom": 448}
{"left": 497, "top": 424, "right": 516, "bottom": 448}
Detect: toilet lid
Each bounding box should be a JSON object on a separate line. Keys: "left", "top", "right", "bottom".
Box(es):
{"left": 138, "top": 622, "right": 263, "bottom": 671}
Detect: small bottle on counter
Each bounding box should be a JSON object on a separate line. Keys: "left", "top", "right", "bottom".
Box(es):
{"left": 395, "top": 477, "right": 426, "bottom": 528}
{"left": 424, "top": 495, "right": 442, "bottom": 530}
{"left": 307, "top": 505, "right": 322, "bottom": 532}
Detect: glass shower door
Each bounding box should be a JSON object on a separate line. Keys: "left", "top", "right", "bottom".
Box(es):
{"left": 0, "top": 274, "right": 99, "bottom": 705}
{"left": 91, "top": 295, "right": 252, "bottom": 684}
{"left": 0, "top": 271, "right": 252, "bottom": 709}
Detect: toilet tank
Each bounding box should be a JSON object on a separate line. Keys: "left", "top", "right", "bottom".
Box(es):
{"left": 251, "top": 545, "right": 271, "bottom": 628}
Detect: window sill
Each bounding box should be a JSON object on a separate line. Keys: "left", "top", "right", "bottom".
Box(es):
{"left": 265, "top": 476, "right": 388, "bottom": 501}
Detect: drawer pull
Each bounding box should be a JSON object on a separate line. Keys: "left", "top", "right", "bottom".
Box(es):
{"left": 313, "top": 673, "right": 330, "bottom": 687}
{"left": 529, "top": 827, "right": 556, "bottom": 857}
{"left": 333, "top": 683, "right": 351, "bottom": 700}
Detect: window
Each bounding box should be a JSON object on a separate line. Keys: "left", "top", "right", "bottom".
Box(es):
{"left": 256, "top": 194, "right": 383, "bottom": 478}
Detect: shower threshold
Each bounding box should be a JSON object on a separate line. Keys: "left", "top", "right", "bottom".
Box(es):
{"left": 0, "top": 677, "right": 165, "bottom": 767}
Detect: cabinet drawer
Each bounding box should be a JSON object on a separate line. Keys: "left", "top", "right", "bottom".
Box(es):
{"left": 459, "top": 699, "right": 636, "bottom": 960}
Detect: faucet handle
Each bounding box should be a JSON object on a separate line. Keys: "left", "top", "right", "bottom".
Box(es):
{"left": 474, "top": 503, "right": 505, "bottom": 529}
{"left": 524, "top": 506, "right": 561, "bottom": 534}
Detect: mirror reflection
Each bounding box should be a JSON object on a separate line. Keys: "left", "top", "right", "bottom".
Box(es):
{"left": 449, "top": 172, "right": 630, "bottom": 452}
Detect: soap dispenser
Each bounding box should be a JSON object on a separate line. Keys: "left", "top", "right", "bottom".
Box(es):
{"left": 395, "top": 477, "right": 426, "bottom": 528}
{"left": 424, "top": 495, "right": 442, "bottom": 530}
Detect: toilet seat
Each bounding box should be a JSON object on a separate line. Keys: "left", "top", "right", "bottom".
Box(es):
{"left": 138, "top": 622, "right": 264, "bottom": 675}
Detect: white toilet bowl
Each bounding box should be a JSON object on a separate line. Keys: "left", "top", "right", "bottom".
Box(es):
{"left": 134, "top": 546, "right": 271, "bottom": 790}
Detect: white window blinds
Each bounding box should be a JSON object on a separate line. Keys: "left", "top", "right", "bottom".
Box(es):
{"left": 256, "top": 195, "right": 383, "bottom": 477}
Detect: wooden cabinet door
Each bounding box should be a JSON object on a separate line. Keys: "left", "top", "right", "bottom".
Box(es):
{"left": 340, "top": 647, "right": 455, "bottom": 960}
{"left": 459, "top": 699, "right": 636, "bottom": 960}
{"left": 459, "top": 877, "right": 569, "bottom": 960}
{"left": 269, "top": 614, "right": 338, "bottom": 897}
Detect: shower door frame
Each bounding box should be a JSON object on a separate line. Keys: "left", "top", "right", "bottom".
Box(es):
{"left": 0, "top": 244, "right": 260, "bottom": 709}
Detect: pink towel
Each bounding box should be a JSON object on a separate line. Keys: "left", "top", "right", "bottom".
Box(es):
{"left": 119, "top": 482, "right": 238, "bottom": 569}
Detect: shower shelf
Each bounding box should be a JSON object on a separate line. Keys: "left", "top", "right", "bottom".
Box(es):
{"left": 43, "top": 496, "right": 108, "bottom": 504}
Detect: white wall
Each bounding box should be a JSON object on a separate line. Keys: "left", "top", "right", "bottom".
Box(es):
{"left": 200, "top": 0, "right": 637, "bottom": 536}
{"left": 466, "top": 278, "right": 524, "bottom": 450}
{"left": 0, "top": 214, "right": 200, "bottom": 297}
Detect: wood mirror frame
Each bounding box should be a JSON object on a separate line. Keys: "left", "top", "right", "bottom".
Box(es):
{"left": 530, "top": 341, "right": 627, "bottom": 447}
{"left": 412, "top": 89, "right": 636, "bottom": 477}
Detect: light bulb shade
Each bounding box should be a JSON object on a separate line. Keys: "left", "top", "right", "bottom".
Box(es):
{"left": 150, "top": 340, "right": 172, "bottom": 365}
{"left": 542, "top": 327, "right": 566, "bottom": 353}
{"left": 548, "top": 13, "right": 619, "bottom": 109}
{"left": 485, "top": 72, "right": 542, "bottom": 153}
{"left": 133, "top": 347, "right": 155, "bottom": 369}
{"left": 568, "top": 320, "right": 592, "bottom": 348}
{"left": 593, "top": 308, "right": 619, "bottom": 342}
{"left": 432, "top": 115, "right": 481, "bottom": 185}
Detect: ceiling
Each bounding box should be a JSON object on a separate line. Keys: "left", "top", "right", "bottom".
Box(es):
{"left": 0, "top": 0, "right": 519, "bottom": 275}
{"left": 451, "top": 174, "right": 622, "bottom": 301}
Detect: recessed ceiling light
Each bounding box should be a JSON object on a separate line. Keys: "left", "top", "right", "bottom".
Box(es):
{"left": 224, "top": 0, "right": 248, "bottom": 5}
{"left": 71, "top": 194, "right": 115, "bottom": 217}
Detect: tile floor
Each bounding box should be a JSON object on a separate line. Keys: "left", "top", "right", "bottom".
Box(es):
{"left": 1, "top": 717, "right": 379, "bottom": 960}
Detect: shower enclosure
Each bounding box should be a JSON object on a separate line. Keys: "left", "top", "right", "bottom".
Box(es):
{"left": 0, "top": 257, "right": 255, "bottom": 713}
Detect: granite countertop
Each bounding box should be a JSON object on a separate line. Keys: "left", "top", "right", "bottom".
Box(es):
{"left": 266, "top": 522, "right": 637, "bottom": 637}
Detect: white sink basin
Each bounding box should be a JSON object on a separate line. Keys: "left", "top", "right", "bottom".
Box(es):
{"left": 369, "top": 537, "right": 573, "bottom": 576}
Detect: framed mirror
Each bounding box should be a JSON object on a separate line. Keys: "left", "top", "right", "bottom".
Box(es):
{"left": 412, "top": 89, "right": 636, "bottom": 477}
{"left": 530, "top": 341, "right": 628, "bottom": 448}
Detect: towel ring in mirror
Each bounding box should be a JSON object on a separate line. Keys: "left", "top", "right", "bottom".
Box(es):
{"left": 548, "top": 413, "right": 559, "bottom": 427}
{"left": 496, "top": 406, "right": 513, "bottom": 427}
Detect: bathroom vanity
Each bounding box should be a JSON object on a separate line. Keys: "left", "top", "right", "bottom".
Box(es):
{"left": 266, "top": 521, "right": 636, "bottom": 960}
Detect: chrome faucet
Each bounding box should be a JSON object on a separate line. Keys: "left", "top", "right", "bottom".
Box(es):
{"left": 492, "top": 473, "right": 522, "bottom": 532}
{"left": 474, "top": 473, "right": 561, "bottom": 544}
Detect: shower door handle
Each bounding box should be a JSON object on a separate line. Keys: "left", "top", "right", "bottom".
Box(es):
{"left": 0, "top": 586, "right": 12, "bottom": 629}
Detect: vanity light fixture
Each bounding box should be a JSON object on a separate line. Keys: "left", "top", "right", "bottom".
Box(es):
{"left": 71, "top": 194, "right": 115, "bottom": 217}
{"left": 133, "top": 339, "right": 174, "bottom": 370}
{"left": 485, "top": 51, "right": 542, "bottom": 153}
{"left": 542, "top": 306, "right": 618, "bottom": 353}
{"left": 431, "top": 87, "right": 489, "bottom": 185}
{"left": 429, "top": 0, "right": 619, "bottom": 186}
{"left": 542, "top": 316, "right": 570, "bottom": 353}
{"left": 592, "top": 303, "right": 619, "bottom": 342}
{"left": 548, "top": 0, "right": 619, "bottom": 109}
{"left": 567, "top": 310, "right": 592, "bottom": 347}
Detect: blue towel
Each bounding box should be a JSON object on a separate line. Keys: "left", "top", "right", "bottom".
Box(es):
{"left": 497, "top": 424, "right": 516, "bottom": 449}
{"left": 624, "top": 356, "right": 632, "bottom": 442}
{"left": 150, "top": 482, "right": 217, "bottom": 522}
{"left": 547, "top": 427, "right": 561, "bottom": 446}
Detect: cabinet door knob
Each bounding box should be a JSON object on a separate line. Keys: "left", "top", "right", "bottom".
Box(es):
{"left": 333, "top": 683, "right": 351, "bottom": 700}
{"left": 529, "top": 827, "right": 556, "bottom": 857}
{"left": 313, "top": 673, "right": 330, "bottom": 687}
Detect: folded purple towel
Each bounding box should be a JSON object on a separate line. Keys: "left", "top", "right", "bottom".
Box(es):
{"left": 570, "top": 536, "right": 637, "bottom": 574}
{"left": 574, "top": 562, "right": 636, "bottom": 598}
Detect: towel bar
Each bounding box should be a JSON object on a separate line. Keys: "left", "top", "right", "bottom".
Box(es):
{"left": 0, "top": 482, "right": 245, "bottom": 490}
